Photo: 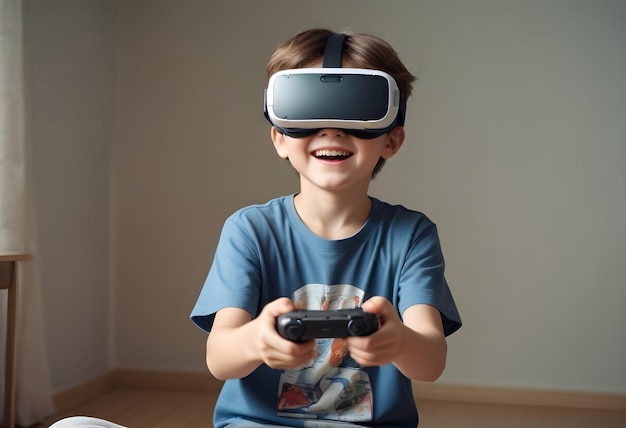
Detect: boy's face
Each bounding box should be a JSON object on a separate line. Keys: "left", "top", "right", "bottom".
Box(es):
{"left": 271, "top": 126, "right": 404, "bottom": 193}
{"left": 269, "top": 59, "right": 405, "bottom": 192}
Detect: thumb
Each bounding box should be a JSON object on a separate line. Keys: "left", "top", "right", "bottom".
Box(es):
{"left": 264, "top": 297, "right": 297, "bottom": 318}
{"left": 361, "top": 296, "right": 390, "bottom": 316}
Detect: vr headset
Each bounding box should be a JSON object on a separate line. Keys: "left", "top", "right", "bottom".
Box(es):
{"left": 264, "top": 33, "right": 406, "bottom": 139}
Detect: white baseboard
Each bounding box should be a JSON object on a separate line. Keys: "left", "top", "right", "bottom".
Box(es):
{"left": 53, "top": 368, "right": 626, "bottom": 414}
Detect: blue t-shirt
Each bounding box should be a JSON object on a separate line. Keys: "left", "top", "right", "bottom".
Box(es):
{"left": 191, "top": 195, "right": 461, "bottom": 428}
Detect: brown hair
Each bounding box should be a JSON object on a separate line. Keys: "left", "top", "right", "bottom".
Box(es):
{"left": 267, "top": 29, "right": 416, "bottom": 102}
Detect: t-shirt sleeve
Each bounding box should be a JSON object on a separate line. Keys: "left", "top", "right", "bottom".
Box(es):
{"left": 397, "top": 222, "right": 462, "bottom": 336}
{"left": 190, "top": 216, "right": 262, "bottom": 333}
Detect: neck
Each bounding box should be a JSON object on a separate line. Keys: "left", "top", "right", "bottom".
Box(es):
{"left": 294, "top": 187, "right": 372, "bottom": 240}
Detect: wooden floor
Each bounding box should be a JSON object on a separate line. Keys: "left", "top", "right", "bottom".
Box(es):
{"left": 34, "top": 388, "right": 626, "bottom": 428}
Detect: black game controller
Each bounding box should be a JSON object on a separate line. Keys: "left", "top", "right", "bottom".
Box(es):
{"left": 276, "top": 308, "right": 380, "bottom": 342}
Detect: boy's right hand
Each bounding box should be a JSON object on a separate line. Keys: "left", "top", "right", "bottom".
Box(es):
{"left": 253, "top": 297, "right": 318, "bottom": 370}
{"left": 206, "top": 298, "right": 317, "bottom": 379}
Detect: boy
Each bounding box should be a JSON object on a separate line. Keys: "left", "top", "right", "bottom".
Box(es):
{"left": 191, "top": 28, "right": 461, "bottom": 427}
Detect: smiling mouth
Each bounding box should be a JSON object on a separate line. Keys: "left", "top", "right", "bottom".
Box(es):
{"left": 313, "top": 149, "right": 353, "bottom": 160}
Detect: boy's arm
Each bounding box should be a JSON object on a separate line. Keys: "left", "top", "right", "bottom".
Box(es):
{"left": 392, "top": 303, "right": 447, "bottom": 381}
{"left": 205, "top": 298, "right": 318, "bottom": 380}
{"left": 345, "top": 298, "right": 447, "bottom": 382}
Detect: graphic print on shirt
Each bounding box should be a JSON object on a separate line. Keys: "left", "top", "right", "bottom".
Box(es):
{"left": 276, "top": 284, "right": 373, "bottom": 423}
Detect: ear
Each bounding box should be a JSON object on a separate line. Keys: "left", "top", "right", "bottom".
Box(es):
{"left": 271, "top": 127, "right": 289, "bottom": 159}
{"left": 381, "top": 126, "right": 405, "bottom": 159}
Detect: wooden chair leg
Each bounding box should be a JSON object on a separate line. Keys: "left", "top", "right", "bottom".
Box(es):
{"left": 1, "top": 260, "right": 17, "bottom": 428}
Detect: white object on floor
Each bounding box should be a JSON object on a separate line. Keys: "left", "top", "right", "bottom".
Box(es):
{"left": 48, "top": 416, "right": 127, "bottom": 428}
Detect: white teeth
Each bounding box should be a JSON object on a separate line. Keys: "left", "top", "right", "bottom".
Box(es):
{"left": 314, "top": 149, "right": 351, "bottom": 157}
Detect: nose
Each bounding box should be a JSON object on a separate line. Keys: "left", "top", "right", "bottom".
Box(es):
{"left": 317, "top": 128, "right": 347, "bottom": 137}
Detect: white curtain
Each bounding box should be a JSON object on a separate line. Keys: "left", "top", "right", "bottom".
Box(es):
{"left": 1, "top": 0, "right": 54, "bottom": 425}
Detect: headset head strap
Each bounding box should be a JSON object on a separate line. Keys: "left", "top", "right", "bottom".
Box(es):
{"left": 322, "top": 33, "right": 345, "bottom": 68}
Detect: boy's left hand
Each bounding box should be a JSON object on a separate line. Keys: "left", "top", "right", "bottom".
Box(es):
{"left": 344, "top": 296, "right": 404, "bottom": 367}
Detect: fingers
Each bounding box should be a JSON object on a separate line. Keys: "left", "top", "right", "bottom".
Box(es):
{"left": 261, "top": 338, "right": 317, "bottom": 369}
{"left": 255, "top": 298, "right": 317, "bottom": 369}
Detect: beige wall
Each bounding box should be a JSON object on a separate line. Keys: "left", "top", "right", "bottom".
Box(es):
{"left": 27, "top": 0, "right": 626, "bottom": 393}
{"left": 25, "top": 0, "right": 115, "bottom": 390}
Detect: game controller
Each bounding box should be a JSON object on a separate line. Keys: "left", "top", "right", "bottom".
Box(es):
{"left": 276, "top": 308, "right": 380, "bottom": 342}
